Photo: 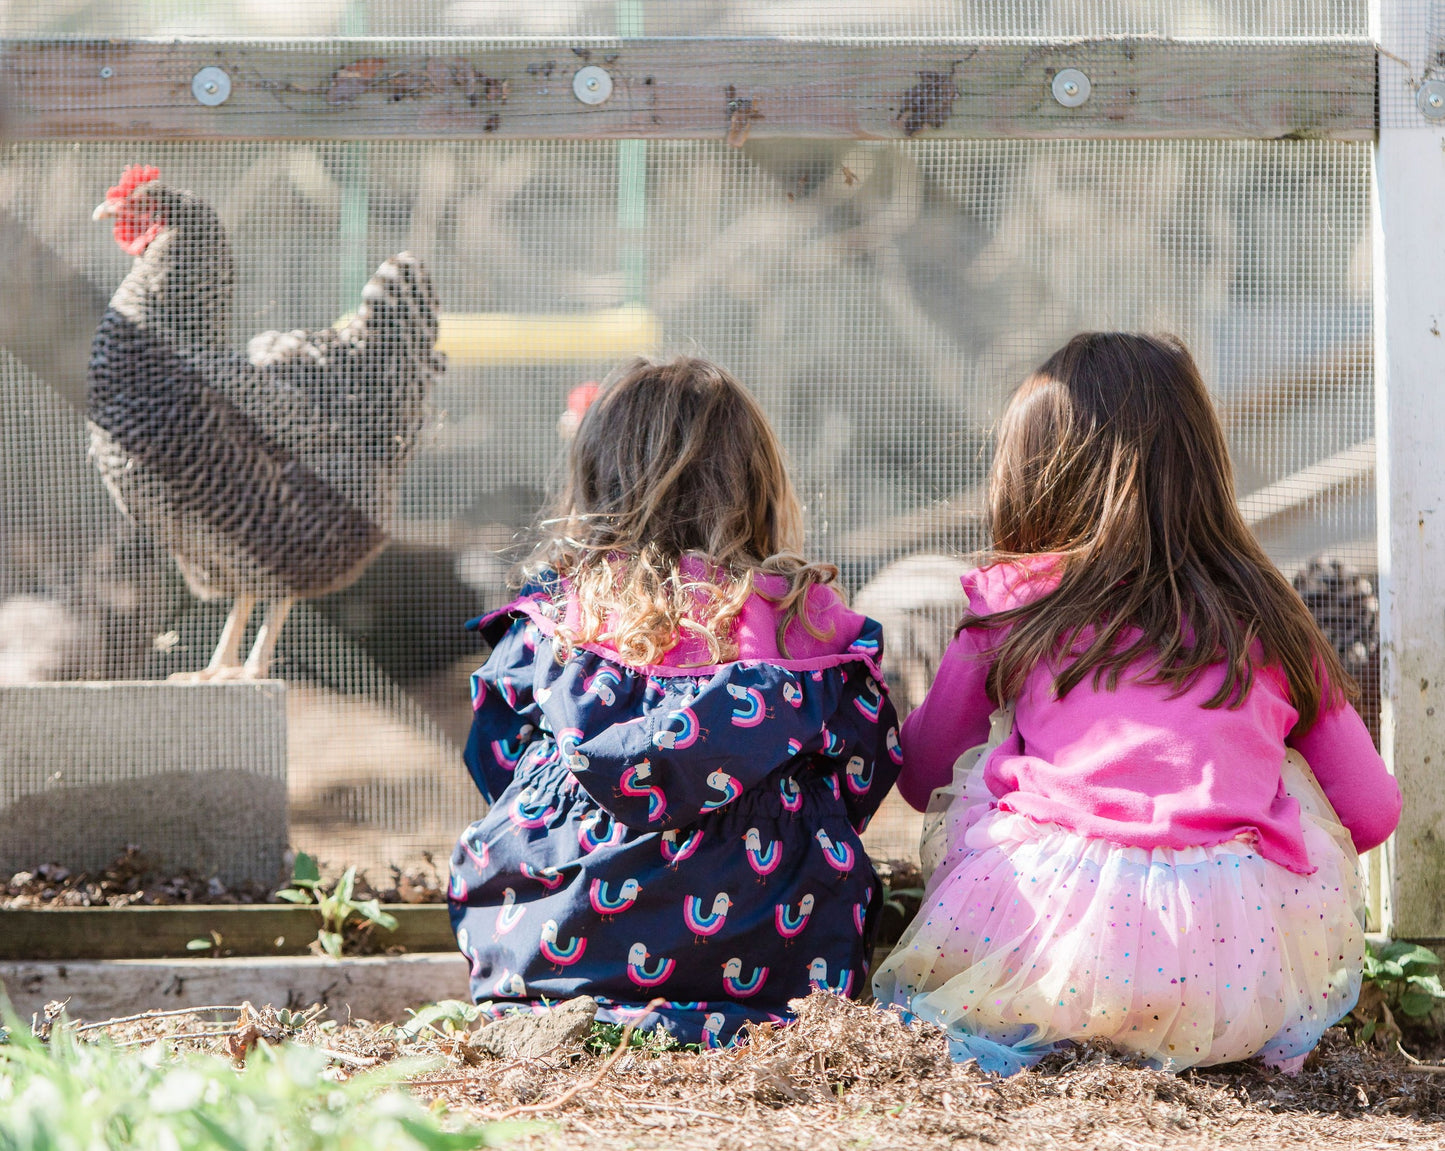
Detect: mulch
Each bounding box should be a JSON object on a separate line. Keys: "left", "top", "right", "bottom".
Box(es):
{"left": 46, "top": 991, "right": 1445, "bottom": 1150}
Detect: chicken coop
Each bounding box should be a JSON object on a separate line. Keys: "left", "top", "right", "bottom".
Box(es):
{"left": 0, "top": 1, "right": 1441, "bottom": 935}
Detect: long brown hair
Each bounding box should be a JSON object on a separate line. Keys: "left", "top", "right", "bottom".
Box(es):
{"left": 527, "top": 355, "right": 836, "bottom": 665}
{"left": 967, "top": 331, "right": 1353, "bottom": 732}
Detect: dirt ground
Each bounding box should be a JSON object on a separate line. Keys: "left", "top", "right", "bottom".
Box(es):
{"left": 56, "top": 992, "right": 1445, "bottom": 1150}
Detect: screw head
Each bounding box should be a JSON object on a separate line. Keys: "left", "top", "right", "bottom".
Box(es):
{"left": 99, "top": 66, "right": 113, "bottom": 79}
{"left": 572, "top": 65, "right": 613, "bottom": 106}
{"left": 1051, "top": 68, "right": 1091, "bottom": 108}
{"left": 191, "top": 66, "right": 231, "bottom": 107}
{"left": 1420, "top": 79, "right": 1445, "bottom": 120}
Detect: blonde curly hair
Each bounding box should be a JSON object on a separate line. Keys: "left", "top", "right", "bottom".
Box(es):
{"left": 525, "top": 355, "right": 837, "bottom": 666}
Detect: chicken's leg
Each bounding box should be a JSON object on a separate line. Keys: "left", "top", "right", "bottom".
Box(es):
{"left": 169, "top": 594, "right": 255, "bottom": 682}
{"left": 243, "top": 597, "right": 293, "bottom": 680}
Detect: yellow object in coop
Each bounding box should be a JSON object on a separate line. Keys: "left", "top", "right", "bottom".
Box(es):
{"left": 337, "top": 304, "right": 660, "bottom": 366}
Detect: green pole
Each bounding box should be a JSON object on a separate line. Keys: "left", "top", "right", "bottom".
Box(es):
{"left": 618, "top": 0, "right": 646, "bottom": 306}
{"left": 339, "top": 1, "right": 370, "bottom": 314}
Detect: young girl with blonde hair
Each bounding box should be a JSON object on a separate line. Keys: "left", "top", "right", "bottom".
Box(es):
{"left": 874, "top": 332, "right": 1399, "bottom": 1074}
{"left": 450, "top": 355, "right": 900, "bottom": 1045}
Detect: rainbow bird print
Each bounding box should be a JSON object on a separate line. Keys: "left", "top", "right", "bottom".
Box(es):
{"left": 589, "top": 877, "right": 641, "bottom": 916}
{"left": 781, "top": 677, "right": 803, "bottom": 708}
{"left": 494, "top": 887, "right": 525, "bottom": 936}
{"left": 853, "top": 677, "right": 884, "bottom": 723}
{"left": 726, "top": 682, "right": 767, "bottom": 727}
{"left": 447, "top": 869, "right": 468, "bottom": 901}
{"left": 700, "top": 769, "right": 742, "bottom": 812}
{"left": 578, "top": 810, "right": 627, "bottom": 853}
{"left": 660, "top": 827, "right": 704, "bottom": 865}
{"left": 744, "top": 826, "right": 781, "bottom": 878}
{"left": 701, "top": 1011, "right": 727, "bottom": 1049}
{"left": 539, "top": 919, "right": 587, "bottom": 967}
{"left": 683, "top": 891, "right": 733, "bottom": 940}
{"left": 494, "top": 970, "right": 527, "bottom": 998}
{"left": 722, "top": 957, "right": 769, "bottom": 998}
{"left": 845, "top": 754, "right": 874, "bottom": 796}
{"left": 582, "top": 666, "right": 623, "bottom": 706}
{"left": 815, "top": 828, "right": 856, "bottom": 873}
{"left": 886, "top": 725, "right": 903, "bottom": 765}
{"left": 652, "top": 706, "right": 701, "bottom": 750}
{"left": 627, "top": 942, "right": 675, "bottom": 988}
{"left": 778, "top": 775, "right": 804, "bottom": 813}
{"left": 808, "top": 956, "right": 854, "bottom": 996}
{"left": 491, "top": 726, "right": 533, "bottom": 772}
{"left": 557, "top": 727, "right": 589, "bottom": 772}
{"left": 618, "top": 759, "right": 667, "bottom": 823}
{"left": 508, "top": 788, "right": 556, "bottom": 831}
{"left": 519, "top": 861, "right": 565, "bottom": 890}
{"left": 457, "top": 926, "right": 483, "bottom": 978}
{"left": 775, "top": 892, "right": 815, "bottom": 938}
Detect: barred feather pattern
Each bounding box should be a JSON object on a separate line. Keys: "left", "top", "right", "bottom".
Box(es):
{"left": 87, "top": 182, "right": 441, "bottom": 602}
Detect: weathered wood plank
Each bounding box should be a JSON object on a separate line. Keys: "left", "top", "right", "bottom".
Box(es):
{"left": 0, "top": 904, "right": 454, "bottom": 960}
{"left": 1, "top": 38, "right": 1376, "bottom": 141}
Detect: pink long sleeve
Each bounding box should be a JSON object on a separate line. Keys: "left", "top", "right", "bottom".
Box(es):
{"left": 897, "top": 628, "right": 995, "bottom": 811}
{"left": 1289, "top": 699, "right": 1401, "bottom": 853}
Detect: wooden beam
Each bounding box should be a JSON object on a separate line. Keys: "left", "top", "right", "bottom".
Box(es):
{"left": 0, "top": 904, "right": 454, "bottom": 960}
{"left": 0, "top": 38, "right": 1376, "bottom": 142}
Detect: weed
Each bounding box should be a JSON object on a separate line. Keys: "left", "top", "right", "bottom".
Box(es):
{"left": 275, "top": 853, "right": 398, "bottom": 959}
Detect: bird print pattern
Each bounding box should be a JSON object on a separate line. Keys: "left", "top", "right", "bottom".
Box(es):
{"left": 449, "top": 588, "right": 901, "bottom": 1045}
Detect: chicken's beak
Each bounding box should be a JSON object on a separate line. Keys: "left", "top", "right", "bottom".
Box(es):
{"left": 92, "top": 199, "right": 121, "bottom": 221}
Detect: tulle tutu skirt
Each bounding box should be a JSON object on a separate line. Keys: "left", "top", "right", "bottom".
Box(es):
{"left": 873, "top": 715, "right": 1366, "bottom": 1075}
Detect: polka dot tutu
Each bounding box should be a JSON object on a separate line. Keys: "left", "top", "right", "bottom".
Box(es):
{"left": 874, "top": 731, "right": 1365, "bottom": 1075}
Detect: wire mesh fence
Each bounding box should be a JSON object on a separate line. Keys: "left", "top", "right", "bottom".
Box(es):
{"left": 0, "top": 126, "right": 1375, "bottom": 876}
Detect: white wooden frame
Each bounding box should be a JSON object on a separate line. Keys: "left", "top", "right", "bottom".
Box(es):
{"left": 1374, "top": 0, "right": 1445, "bottom": 940}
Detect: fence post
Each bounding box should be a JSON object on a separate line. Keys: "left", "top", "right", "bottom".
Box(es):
{"left": 1374, "top": 0, "right": 1445, "bottom": 939}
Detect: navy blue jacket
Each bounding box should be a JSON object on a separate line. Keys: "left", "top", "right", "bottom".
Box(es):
{"left": 448, "top": 585, "right": 901, "bottom": 1046}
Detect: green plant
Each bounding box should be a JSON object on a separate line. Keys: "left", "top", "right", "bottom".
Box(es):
{"left": 275, "top": 853, "right": 398, "bottom": 959}
{"left": 185, "top": 931, "right": 225, "bottom": 958}
{"left": 0, "top": 1008, "right": 505, "bottom": 1151}
{"left": 400, "top": 1001, "right": 486, "bottom": 1041}
{"left": 1355, "top": 939, "right": 1445, "bottom": 1042}
{"left": 881, "top": 884, "right": 925, "bottom": 918}
{"left": 582, "top": 1019, "right": 694, "bottom": 1056}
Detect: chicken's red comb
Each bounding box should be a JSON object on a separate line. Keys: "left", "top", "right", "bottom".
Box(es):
{"left": 568, "top": 382, "right": 601, "bottom": 419}
{"left": 106, "top": 165, "right": 161, "bottom": 201}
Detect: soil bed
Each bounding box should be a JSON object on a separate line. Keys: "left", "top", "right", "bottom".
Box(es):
{"left": 46, "top": 992, "right": 1445, "bottom": 1151}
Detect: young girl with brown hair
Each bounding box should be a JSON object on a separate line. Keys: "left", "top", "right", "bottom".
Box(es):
{"left": 450, "top": 356, "right": 900, "bottom": 1046}
{"left": 873, "top": 332, "right": 1399, "bottom": 1074}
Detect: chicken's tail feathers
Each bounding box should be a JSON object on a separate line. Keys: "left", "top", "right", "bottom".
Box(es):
{"left": 350, "top": 252, "right": 445, "bottom": 374}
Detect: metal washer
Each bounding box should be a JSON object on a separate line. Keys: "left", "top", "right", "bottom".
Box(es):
{"left": 192, "top": 66, "right": 232, "bottom": 107}
{"left": 1420, "top": 79, "right": 1445, "bottom": 121}
{"left": 1051, "top": 68, "right": 1092, "bottom": 108}
{"left": 573, "top": 65, "right": 614, "bottom": 106}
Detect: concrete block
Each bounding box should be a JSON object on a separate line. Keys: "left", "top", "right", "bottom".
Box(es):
{"left": 0, "top": 681, "right": 287, "bottom": 886}
{"left": 0, "top": 953, "right": 470, "bottom": 1024}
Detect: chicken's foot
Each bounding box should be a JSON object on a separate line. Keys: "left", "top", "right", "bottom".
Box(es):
{"left": 169, "top": 594, "right": 256, "bottom": 683}
{"left": 243, "top": 597, "right": 294, "bottom": 680}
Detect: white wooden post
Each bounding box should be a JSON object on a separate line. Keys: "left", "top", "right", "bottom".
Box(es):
{"left": 1374, "top": 0, "right": 1445, "bottom": 939}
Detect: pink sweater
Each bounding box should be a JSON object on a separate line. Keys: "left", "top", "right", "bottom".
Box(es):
{"left": 898, "top": 558, "right": 1401, "bottom": 874}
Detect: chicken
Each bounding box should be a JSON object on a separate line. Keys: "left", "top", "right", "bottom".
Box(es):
{"left": 87, "top": 165, "right": 443, "bottom": 680}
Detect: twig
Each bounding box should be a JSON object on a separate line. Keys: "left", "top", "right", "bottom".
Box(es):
{"left": 74, "top": 1006, "right": 246, "bottom": 1033}
{"left": 607, "top": 1100, "right": 736, "bottom": 1123}
{"left": 316, "top": 1046, "right": 379, "bottom": 1068}
{"left": 114, "top": 1030, "right": 237, "bottom": 1048}
{"left": 1405, "top": 1064, "right": 1445, "bottom": 1073}
{"left": 1397, "top": 1041, "right": 1423, "bottom": 1065}
{"left": 489, "top": 998, "right": 666, "bottom": 1121}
